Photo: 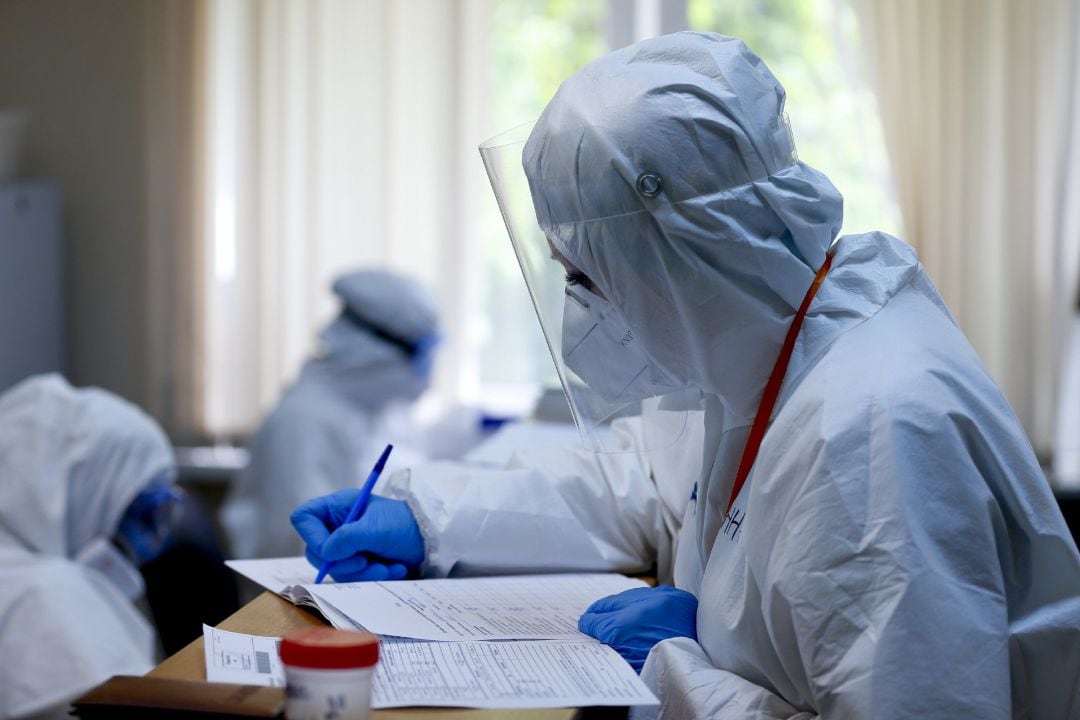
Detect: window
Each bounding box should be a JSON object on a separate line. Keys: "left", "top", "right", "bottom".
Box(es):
{"left": 688, "top": 0, "right": 901, "bottom": 236}
{"left": 195, "top": 0, "right": 900, "bottom": 436}
{"left": 472, "top": 0, "right": 609, "bottom": 411}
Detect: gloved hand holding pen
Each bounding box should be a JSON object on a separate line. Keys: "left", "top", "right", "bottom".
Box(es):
{"left": 291, "top": 445, "right": 425, "bottom": 582}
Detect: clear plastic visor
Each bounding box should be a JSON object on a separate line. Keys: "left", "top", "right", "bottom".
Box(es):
{"left": 479, "top": 123, "right": 693, "bottom": 453}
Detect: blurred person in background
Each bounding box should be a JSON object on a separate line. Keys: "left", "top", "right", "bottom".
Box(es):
{"left": 222, "top": 269, "right": 464, "bottom": 560}
{"left": 0, "top": 374, "right": 181, "bottom": 720}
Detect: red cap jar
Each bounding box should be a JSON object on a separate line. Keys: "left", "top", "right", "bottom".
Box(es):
{"left": 280, "top": 628, "right": 379, "bottom": 720}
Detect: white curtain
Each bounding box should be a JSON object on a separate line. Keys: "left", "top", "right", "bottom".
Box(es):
{"left": 852, "top": 0, "right": 1080, "bottom": 454}
{"left": 143, "top": 0, "right": 207, "bottom": 441}
{"left": 198, "top": 0, "right": 488, "bottom": 437}
{"left": 1053, "top": 1, "right": 1080, "bottom": 486}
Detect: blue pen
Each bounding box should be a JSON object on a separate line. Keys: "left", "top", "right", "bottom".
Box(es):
{"left": 314, "top": 443, "right": 394, "bottom": 584}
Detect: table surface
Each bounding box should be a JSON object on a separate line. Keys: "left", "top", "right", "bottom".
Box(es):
{"left": 148, "top": 591, "right": 596, "bottom": 720}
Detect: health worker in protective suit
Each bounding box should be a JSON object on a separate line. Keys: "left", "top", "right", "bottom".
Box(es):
{"left": 293, "top": 32, "right": 1080, "bottom": 718}
{"left": 0, "top": 374, "right": 181, "bottom": 720}
{"left": 222, "top": 269, "right": 443, "bottom": 559}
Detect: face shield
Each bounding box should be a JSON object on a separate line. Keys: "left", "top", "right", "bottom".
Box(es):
{"left": 480, "top": 122, "right": 696, "bottom": 453}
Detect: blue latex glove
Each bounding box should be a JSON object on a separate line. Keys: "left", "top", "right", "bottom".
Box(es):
{"left": 290, "top": 490, "right": 424, "bottom": 582}
{"left": 578, "top": 585, "right": 698, "bottom": 672}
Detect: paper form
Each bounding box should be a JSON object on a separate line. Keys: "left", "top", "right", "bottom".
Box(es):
{"left": 203, "top": 625, "right": 284, "bottom": 687}
{"left": 225, "top": 558, "right": 366, "bottom": 631}
{"left": 226, "top": 559, "right": 646, "bottom": 641}
{"left": 312, "top": 594, "right": 370, "bottom": 631}
{"left": 308, "top": 573, "right": 646, "bottom": 641}
{"left": 226, "top": 557, "right": 318, "bottom": 591}
{"left": 202, "top": 627, "right": 658, "bottom": 709}
{"left": 374, "top": 637, "right": 658, "bottom": 708}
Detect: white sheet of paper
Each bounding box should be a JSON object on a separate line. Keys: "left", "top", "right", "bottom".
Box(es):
{"left": 225, "top": 558, "right": 365, "bottom": 631}
{"left": 226, "top": 559, "right": 646, "bottom": 641}
{"left": 313, "top": 594, "right": 370, "bottom": 631}
{"left": 374, "top": 637, "right": 658, "bottom": 708}
{"left": 308, "top": 573, "right": 646, "bottom": 641}
{"left": 202, "top": 626, "right": 657, "bottom": 709}
{"left": 226, "top": 557, "right": 318, "bottom": 591}
{"left": 203, "top": 625, "right": 284, "bottom": 687}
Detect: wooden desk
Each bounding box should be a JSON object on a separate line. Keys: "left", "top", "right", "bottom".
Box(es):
{"left": 149, "top": 592, "right": 622, "bottom": 720}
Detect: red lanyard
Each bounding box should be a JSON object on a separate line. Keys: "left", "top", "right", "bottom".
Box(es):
{"left": 725, "top": 253, "right": 833, "bottom": 516}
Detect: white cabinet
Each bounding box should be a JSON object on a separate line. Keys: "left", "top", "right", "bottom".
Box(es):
{"left": 0, "top": 181, "right": 63, "bottom": 393}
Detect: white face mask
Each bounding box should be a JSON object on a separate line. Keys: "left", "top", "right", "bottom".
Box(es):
{"left": 561, "top": 285, "right": 682, "bottom": 406}
{"left": 74, "top": 537, "right": 146, "bottom": 600}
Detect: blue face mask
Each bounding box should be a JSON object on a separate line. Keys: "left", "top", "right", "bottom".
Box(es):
{"left": 411, "top": 333, "right": 441, "bottom": 380}
{"left": 114, "top": 482, "right": 184, "bottom": 567}
{"left": 338, "top": 307, "right": 440, "bottom": 381}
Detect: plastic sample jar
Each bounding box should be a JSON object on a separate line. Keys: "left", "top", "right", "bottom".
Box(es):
{"left": 279, "top": 627, "right": 379, "bottom": 720}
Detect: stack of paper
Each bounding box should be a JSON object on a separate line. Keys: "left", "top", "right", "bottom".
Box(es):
{"left": 220, "top": 558, "right": 659, "bottom": 709}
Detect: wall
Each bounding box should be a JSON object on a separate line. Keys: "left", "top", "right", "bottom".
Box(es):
{"left": 0, "top": 0, "right": 152, "bottom": 407}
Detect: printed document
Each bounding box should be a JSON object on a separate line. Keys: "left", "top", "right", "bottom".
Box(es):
{"left": 226, "top": 557, "right": 364, "bottom": 631}
{"left": 203, "top": 625, "right": 284, "bottom": 687}
{"left": 308, "top": 573, "right": 645, "bottom": 641}
{"left": 202, "top": 626, "right": 658, "bottom": 709}
{"left": 227, "top": 559, "right": 646, "bottom": 641}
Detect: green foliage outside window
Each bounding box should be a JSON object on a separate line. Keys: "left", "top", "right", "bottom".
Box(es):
{"left": 479, "top": 0, "right": 607, "bottom": 387}
{"left": 489, "top": 0, "right": 607, "bottom": 133}
{"left": 689, "top": 0, "right": 901, "bottom": 237}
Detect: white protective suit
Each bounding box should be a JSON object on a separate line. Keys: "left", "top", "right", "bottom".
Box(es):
{"left": 222, "top": 270, "right": 441, "bottom": 559}
{"left": 404, "top": 33, "right": 1080, "bottom": 718}
{"left": 386, "top": 400, "right": 704, "bottom": 584}
{"left": 0, "top": 374, "right": 173, "bottom": 719}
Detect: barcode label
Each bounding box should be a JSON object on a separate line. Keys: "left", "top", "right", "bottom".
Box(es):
{"left": 255, "top": 650, "right": 271, "bottom": 674}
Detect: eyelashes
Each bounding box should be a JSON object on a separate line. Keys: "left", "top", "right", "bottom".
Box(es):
{"left": 565, "top": 270, "right": 589, "bottom": 287}
{"left": 564, "top": 270, "right": 602, "bottom": 297}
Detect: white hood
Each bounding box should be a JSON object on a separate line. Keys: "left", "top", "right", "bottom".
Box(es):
{"left": 524, "top": 32, "right": 843, "bottom": 421}
{"left": 0, "top": 374, "right": 174, "bottom": 559}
